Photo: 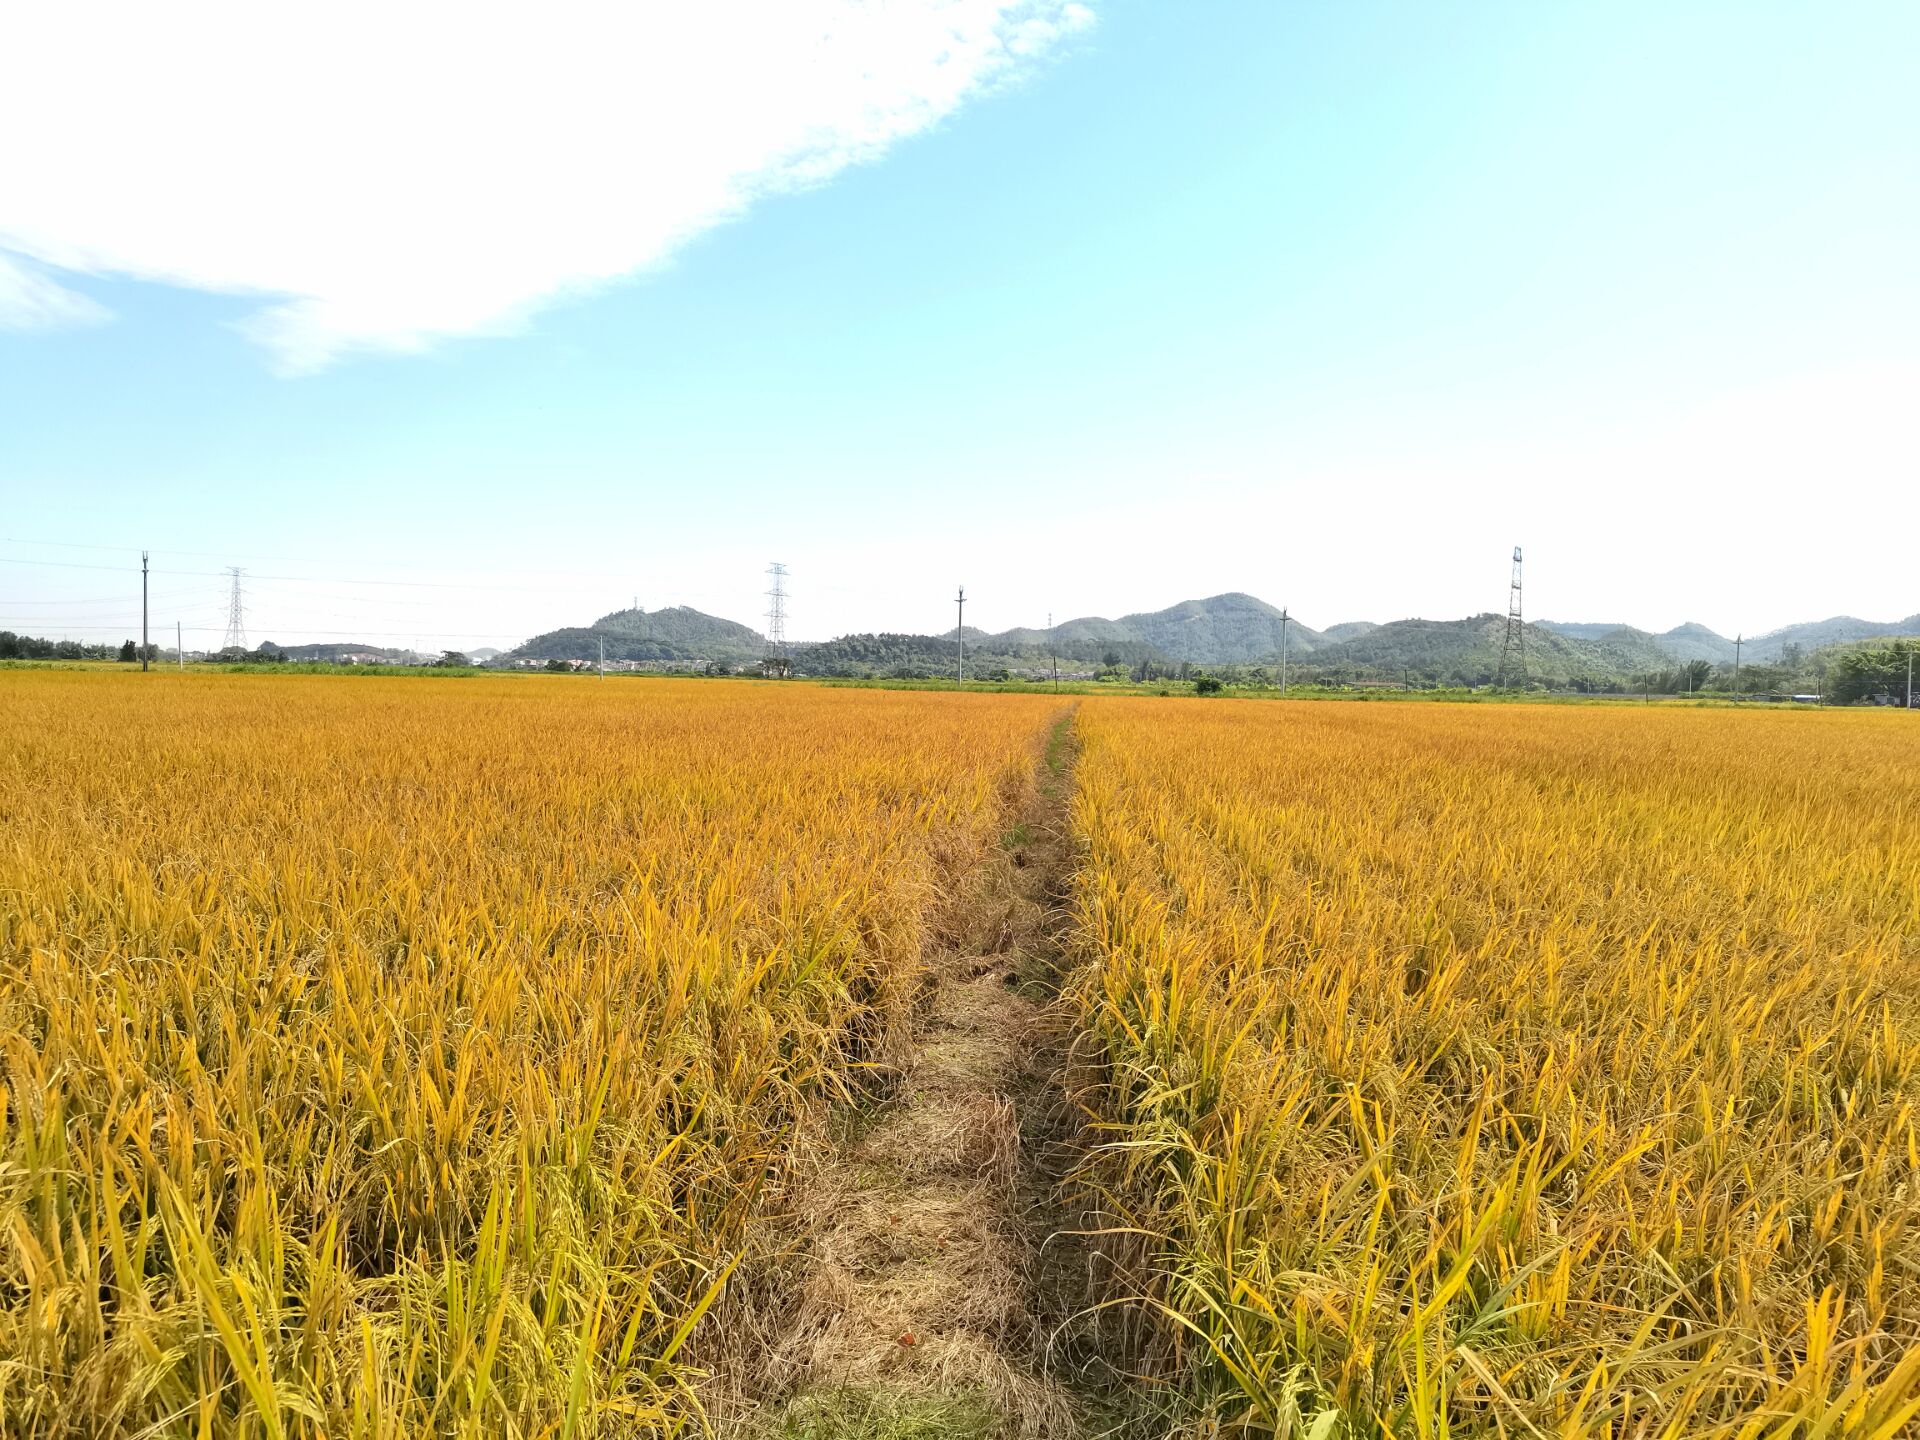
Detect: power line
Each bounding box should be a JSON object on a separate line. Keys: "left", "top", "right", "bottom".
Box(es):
{"left": 0, "top": 617, "right": 204, "bottom": 627}
{"left": 239, "top": 583, "right": 449, "bottom": 609}
{"left": 1, "top": 603, "right": 208, "bottom": 616}
{"left": 0, "top": 622, "right": 528, "bottom": 639}
{"left": 3, "top": 549, "right": 801, "bottom": 642}
{"left": 0, "top": 555, "right": 160, "bottom": 575}
{"left": 0, "top": 552, "right": 557, "bottom": 593}
{"left": 1, "top": 535, "right": 343, "bottom": 564}
{"left": 0, "top": 590, "right": 204, "bottom": 605}
{"left": 0, "top": 536, "right": 732, "bottom": 595}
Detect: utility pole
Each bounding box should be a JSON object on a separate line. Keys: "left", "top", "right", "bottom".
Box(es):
{"left": 140, "top": 550, "right": 149, "bottom": 671}
{"left": 955, "top": 586, "right": 966, "bottom": 683}
{"left": 1280, "top": 607, "right": 1289, "bottom": 693}
{"left": 1908, "top": 647, "right": 1914, "bottom": 710}
{"left": 176, "top": 620, "right": 184, "bottom": 671}
{"left": 1049, "top": 611, "right": 1057, "bottom": 692}
{"left": 1731, "top": 634, "right": 1742, "bottom": 698}
{"left": 598, "top": 636, "right": 605, "bottom": 680}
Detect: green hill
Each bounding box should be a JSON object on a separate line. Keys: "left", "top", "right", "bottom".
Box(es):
{"left": 1746, "top": 614, "right": 1920, "bottom": 661}
{"left": 274, "top": 642, "right": 421, "bottom": 663}
{"left": 1118, "top": 593, "right": 1327, "bottom": 664}
{"left": 993, "top": 593, "right": 1326, "bottom": 665}
{"left": 795, "top": 630, "right": 1163, "bottom": 678}
{"left": 1655, "top": 623, "right": 1737, "bottom": 664}
{"left": 1541, "top": 617, "right": 1920, "bottom": 666}
{"left": 510, "top": 606, "right": 764, "bottom": 664}
{"left": 1538, "top": 620, "right": 1629, "bottom": 642}
{"left": 997, "top": 616, "right": 1140, "bottom": 648}
{"left": 1541, "top": 619, "right": 1738, "bottom": 664}
{"left": 1297, "top": 615, "right": 1659, "bottom": 689}
{"left": 1584, "top": 626, "right": 1690, "bottom": 675}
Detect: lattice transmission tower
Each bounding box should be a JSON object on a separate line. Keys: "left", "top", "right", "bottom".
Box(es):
{"left": 763, "top": 562, "right": 790, "bottom": 677}
{"left": 222, "top": 566, "right": 248, "bottom": 652}
{"left": 1497, "top": 545, "right": 1525, "bottom": 689}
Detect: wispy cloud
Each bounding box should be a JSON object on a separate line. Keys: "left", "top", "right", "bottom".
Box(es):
{"left": 0, "top": 251, "right": 109, "bottom": 332}
{"left": 0, "top": 1, "right": 1093, "bottom": 372}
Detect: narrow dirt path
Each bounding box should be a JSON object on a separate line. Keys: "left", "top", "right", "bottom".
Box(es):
{"left": 747, "top": 710, "right": 1087, "bottom": 1439}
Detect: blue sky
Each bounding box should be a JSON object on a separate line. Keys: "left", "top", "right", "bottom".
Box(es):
{"left": 2, "top": 1, "right": 1915, "bottom": 650}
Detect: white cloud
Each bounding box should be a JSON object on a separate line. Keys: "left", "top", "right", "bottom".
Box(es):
{"left": 0, "top": 251, "right": 110, "bottom": 331}
{"left": 0, "top": 1, "right": 1092, "bottom": 371}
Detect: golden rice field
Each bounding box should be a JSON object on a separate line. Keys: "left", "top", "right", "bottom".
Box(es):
{"left": 0, "top": 671, "right": 1061, "bottom": 1437}
{"left": 9, "top": 670, "right": 1920, "bottom": 1440}
{"left": 1068, "top": 699, "right": 1920, "bottom": 1437}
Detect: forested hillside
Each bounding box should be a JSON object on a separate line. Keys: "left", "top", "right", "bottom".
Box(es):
{"left": 510, "top": 606, "right": 765, "bottom": 663}
{"left": 494, "top": 596, "right": 1918, "bottom": 690}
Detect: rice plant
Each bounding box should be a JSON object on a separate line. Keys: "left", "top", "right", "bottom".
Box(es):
{"left": 1066, "top": 699, "right": 1920, "bottom": 1438}
{"left": 0, "top": 671, "right": 1060, "bottom": 1436}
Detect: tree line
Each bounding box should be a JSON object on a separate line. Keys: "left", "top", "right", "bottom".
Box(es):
{"left": 0, "top": 632, "right": 159, "bottom": 661}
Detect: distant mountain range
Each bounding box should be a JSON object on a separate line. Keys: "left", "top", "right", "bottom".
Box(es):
{"left": 502, "top": 595, "right": 1920, "bottom": 685}
{"left": 1535, "top": 616, "right": 1920, "bottom": 664}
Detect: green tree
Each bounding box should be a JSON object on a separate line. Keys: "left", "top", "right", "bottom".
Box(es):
{"left": 1734, "top": 661, "right": 1791, "bottom": 695}
{"left": 438, "top": 651, "right": 471, "bottom": 668}
{"left": 1193, "top": 674, "right": 1224, "bottom": 696}
{"left": 117, "top": 639, "right": 137, "bottom": 663}
{"left": 1827, "top": 639, "right": 1918, "bottom": 705}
